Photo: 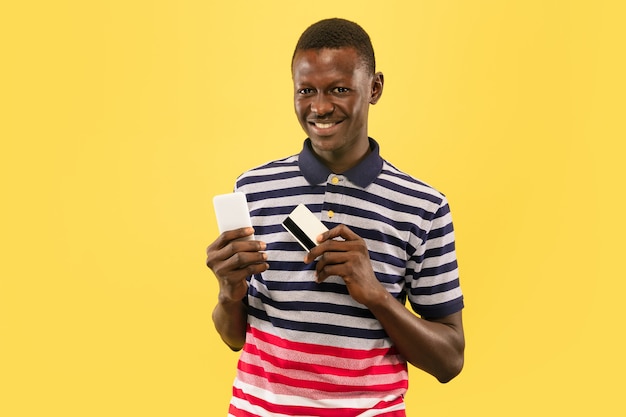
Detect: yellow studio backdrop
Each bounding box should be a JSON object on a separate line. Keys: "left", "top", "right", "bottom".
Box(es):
{"left": 1, "top": 1, "right": 624, "bottom": 416}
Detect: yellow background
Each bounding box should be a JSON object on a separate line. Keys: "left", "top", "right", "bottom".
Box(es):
{"left": 1, "top": 1, "right": 624, "bottom": 415}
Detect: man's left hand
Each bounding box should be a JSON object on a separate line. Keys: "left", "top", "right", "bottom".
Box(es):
{"left": 304, "top": 224, "right": 387, "bottom": 306}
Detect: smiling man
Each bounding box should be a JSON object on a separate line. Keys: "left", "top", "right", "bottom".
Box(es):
{"left": 292, "top": 45, "right": 382, "bottom": 173}
{"left": 206, "top": 18, "right": 465, "bottom": 416}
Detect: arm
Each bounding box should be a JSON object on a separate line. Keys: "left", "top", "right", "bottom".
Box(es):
{"left": 206, "top": 227, "right": 268, "bottom": 351}
{"left": 304, "top": 225, "right": 465, "bottom": 383}
{"left": 367, "top": 293, "right": 464, "bottom": 383}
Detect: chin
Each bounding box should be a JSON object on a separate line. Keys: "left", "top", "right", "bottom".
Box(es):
{"left": 309, "top": 136, "right": 341, "bottom": 151}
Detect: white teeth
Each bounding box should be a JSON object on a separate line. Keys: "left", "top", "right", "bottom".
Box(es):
{"left": 315, "top": 122, "right": 335, "bottom": 129}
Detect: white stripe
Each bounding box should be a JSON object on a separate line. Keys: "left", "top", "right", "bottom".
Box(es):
{"left": 422, "top": 250, "right": 458, "bottom": 270}
{"left": 379, "top": 167, "right": 441, "bottom": 194}
{"left": 409, "top": 268, "right": 459, "bottom": 289}
{"left": 414, "top": 287, "right": 464, "bottom": 306}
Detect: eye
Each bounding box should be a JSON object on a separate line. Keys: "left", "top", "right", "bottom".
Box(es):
{"left": 297, "top": 88, "right": 315, "bottom": 95}
{"left": 332, "top": 87, "right": 350, "bottom": 94}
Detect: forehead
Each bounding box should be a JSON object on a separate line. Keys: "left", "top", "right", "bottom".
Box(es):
{"left": 292, "top": 47, "right": 369, "bottom": 83}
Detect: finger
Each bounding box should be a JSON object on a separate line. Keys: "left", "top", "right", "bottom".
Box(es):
{"left": 314, "top": 250, "right": 340, "bottom": 268}
{"left": 222, "top": 248, "right": 268, "bottom": 272}
{"left": 304, "top": 246, "right": 322, "bottom": 264}
{"left": 234, "top": 250, "right": 269, "bottom": 270}
{"left": 315, "top": 259, "right": 348, "bottom": 283}
{"left": 220, "top": 227, "right": 256, "bottom": 245}
{"left": 317, "top": 224, "right": 359, "bottom": 243}
{"left": 207, "top": 237, "right": 266, "bottom": 269}
{"left": 226, "top": 239, "right": 266, "bottom": 257}
{"left": 206, "top": 227, "right": 256, "bottom": 256}
{"left": 222, "top": 261, "right": 269, "bottom": 283}
{"left": 214, "top": 250, "right": 269, "bottom": 281}
{"left": 304, "top": 232, "right": 352, "bottom": 264}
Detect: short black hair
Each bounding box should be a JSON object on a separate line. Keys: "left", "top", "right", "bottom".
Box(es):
{"left": 292, "top": 18, "right": 376, "bottom": 74}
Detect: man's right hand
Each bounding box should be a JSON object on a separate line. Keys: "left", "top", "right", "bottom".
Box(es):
{"left": 206, "top": 227, "right": 268, "bottom": 303}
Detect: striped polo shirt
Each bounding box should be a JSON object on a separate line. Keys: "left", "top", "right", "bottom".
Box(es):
{"left": 227, "top": 138, "right": 464, "bottom": 417}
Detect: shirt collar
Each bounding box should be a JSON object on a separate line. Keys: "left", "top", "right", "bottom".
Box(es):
{"left": 298, "top": 137, "right": 383, "bottom": 188}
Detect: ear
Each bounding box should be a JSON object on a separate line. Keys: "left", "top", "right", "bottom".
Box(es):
{"left": 370, "top": 72, "right": 384, "bottom": 105}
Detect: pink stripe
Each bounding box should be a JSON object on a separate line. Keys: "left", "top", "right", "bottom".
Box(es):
{"left": 249, "top": 325, "right": 398, "bottom": 359}
{"left": 228, "top": 403, "right": 256, "bottom": 417}
{"left": 246, "top": 326, "right": 405, "bottom": 371}
{"left": 243, "top": 340, "right": 407, "bottom": 377}
{"left": 376, "top": 411, "right": 407, "bottom": 417}
{"left": 237, "top": 361, "right": 408, "bottom": 394}
{"left": 236, "top": 357, "right": 407, "bottom": 399}
{"left": 231, "top": 386, "right": 406, "bottom": 417}
{"left": 236, "top": 367, "right": 406, "bottom": 401}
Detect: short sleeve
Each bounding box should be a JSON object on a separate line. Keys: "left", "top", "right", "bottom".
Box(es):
{"left": 405, "top": 197, "right": 464, "bottom": 319}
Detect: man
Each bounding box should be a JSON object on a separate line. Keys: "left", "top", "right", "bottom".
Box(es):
{"left": 206, "top": 18, "right": 465, "bottom": 416}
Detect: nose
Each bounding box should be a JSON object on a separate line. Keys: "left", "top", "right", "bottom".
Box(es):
{"left": 311, "top": 93, "right": 334, "bottom": 116}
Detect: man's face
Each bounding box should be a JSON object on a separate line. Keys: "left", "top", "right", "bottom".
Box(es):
{"left": 292, "top": 47, "right": 383, "bottom": 165}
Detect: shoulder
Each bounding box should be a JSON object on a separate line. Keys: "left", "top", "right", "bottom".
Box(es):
{"left": 377, "top": 160, "right": 449, "bottom": 212}
{"left": 235, "top": 154, "right": 300, "bottom": 186}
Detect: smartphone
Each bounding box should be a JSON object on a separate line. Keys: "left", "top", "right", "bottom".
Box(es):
{"left": 213, "top": 192, "right": 254, "bottom": 240}
{"left": 282, "top": 203, "right": 328, "bottom": 251}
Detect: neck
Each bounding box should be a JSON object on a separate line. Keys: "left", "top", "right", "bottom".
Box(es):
{"left": 313, "top": 138, "right": 371, "bottom": 174}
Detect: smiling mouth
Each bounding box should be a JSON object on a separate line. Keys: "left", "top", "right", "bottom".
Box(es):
{"left": 310, "top": 120, "right": 341, "bottom": 129}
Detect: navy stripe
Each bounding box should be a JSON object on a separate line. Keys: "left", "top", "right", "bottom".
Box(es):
{"left": 250, "top": 285, "right": 374, "bottom": 318}
{"left": 419, "top": 260, "right": 459, "bottom": 278}
{"left": 381, "top": 163, "right": 432, "bottom": 187}
{"left": 412, "top": 241, "right": 456, "bottom": 265}
{"left": 248, "top": 305, "right": 387, "bottom": 339}
{"left": 355, "top": 226, "right": 417, "bottom": 255}
{"left": 237, "top": 169, "right": 301, "bottom": 187}
{"left": 249, "top": 224, "right": 286, "bottom": 236}
{"left": 266, "top": 242, "right": 309, "bottom": 252}
{"left": 375, "top": 177, "right": 443, "bottom": 205}
{"left": 424, "top": 241, "right": 457, "bottom": 259}
{"left": 425, "top": 222, "right": 455, "bottom": 239}
{"left": 246, "top": 187, "right": 325, "bottom": 203}
{"left": 267, "top": 260, "right": 317, "bottom": 271}
{"left": 369, "top": 251, "right": 406, "bottom": 270}
{"left": 412, "top": 297, "right": 465, "bottom": 320}
{"left": 410, "top": 277, "right": 461, "bottom": 297}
